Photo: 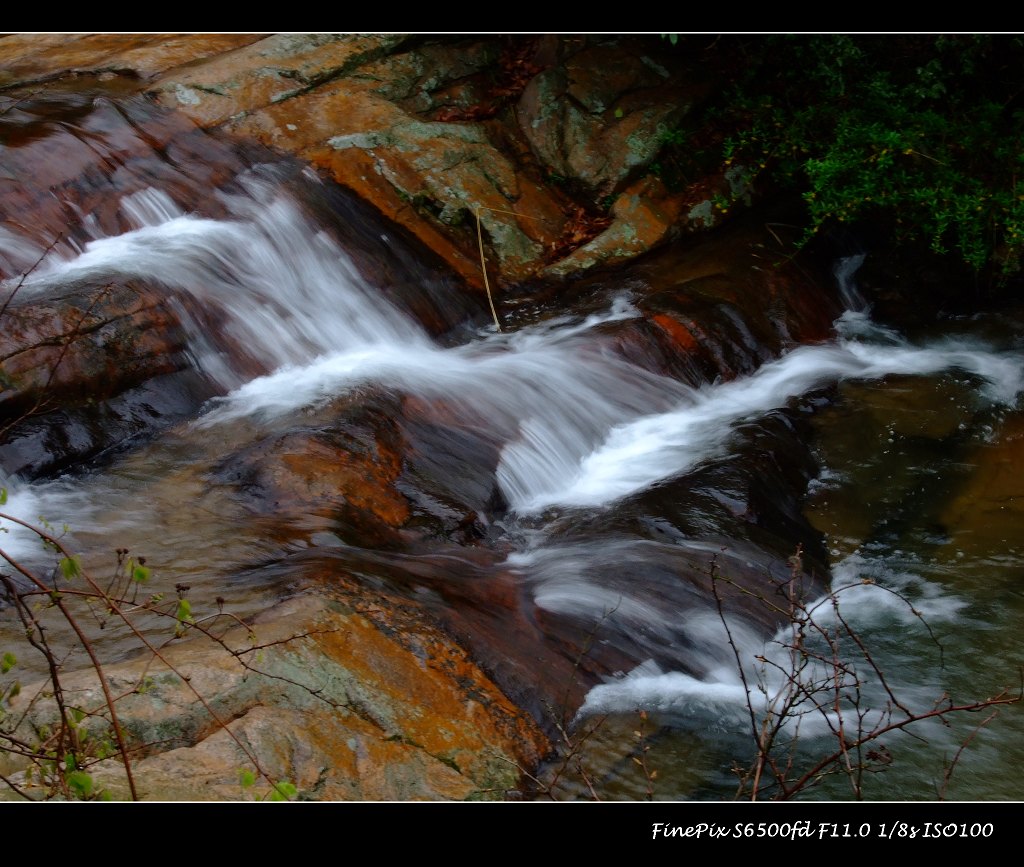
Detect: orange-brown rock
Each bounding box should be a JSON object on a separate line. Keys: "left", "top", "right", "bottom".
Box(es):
{"left": 149, "top": 34, "right": 410, "bottom": 126}
{"left": 224, "top": 77, "right": 565, "bottom": 286}
{"left": 940, "top": 412, "right": 1024, "bottom": 558}
{"left": 208, "top": 406, "right": 414, "bottom": 551}
{"left": 1, "top": 591, "right": 548, "bottom": 801}
{"left": 3, "top": 35, "right": 791, "bottom": 289}
{"left": 0, "top": 284, "right": 185, "bottom": 413}
{"left": 0, "top": 33, "right": 267, "bottom": 88}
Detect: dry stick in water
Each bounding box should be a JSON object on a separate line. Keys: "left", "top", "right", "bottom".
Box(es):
{"left": 475, "top": 209, "right": 501, "bottom": 332}
{"left": 473, "top": 205, "right": 549, "bottom": 332}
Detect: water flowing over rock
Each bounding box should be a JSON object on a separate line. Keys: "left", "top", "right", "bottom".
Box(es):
{"left": 1, "top": 34, "right": 745, "bottom": 287}
{"left": 3, "top": 35, "right": 1024, "bottom": 802}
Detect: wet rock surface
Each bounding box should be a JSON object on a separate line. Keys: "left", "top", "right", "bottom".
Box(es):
{"left": 0, "top": 34, "right": 861, "bottom": 801}
{"left": 0, "top": 591, "right": 547, "bottom": 801}
{"left": 2, "top": 34, "right": 748, "bottom": 288}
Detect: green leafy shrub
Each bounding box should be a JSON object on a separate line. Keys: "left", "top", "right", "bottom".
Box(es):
{"left": 674, "top": 36, "right": 1024, "bottom": 276}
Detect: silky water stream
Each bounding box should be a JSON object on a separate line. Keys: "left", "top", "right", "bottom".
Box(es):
{"left": 1, "top": 93, "right": 1022, "bottom": 801}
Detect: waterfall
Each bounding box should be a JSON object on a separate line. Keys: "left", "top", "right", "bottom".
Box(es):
{"left": 4, "top": 175, "right": 1022, "bottom": 541}
{"left": 3, "top": 174, "right": 1023, "bottom": 799}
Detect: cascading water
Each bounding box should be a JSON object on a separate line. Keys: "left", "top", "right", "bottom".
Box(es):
{"left": 2, "top": 165, "right": 1023, "bottom": 799}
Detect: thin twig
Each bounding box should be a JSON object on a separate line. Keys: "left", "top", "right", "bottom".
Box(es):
{"left": 472, "top": 204, "right": 548, "bottom": 333}
{"left": 0, "top": 543, "right": 138, "bottom": 800}
{"left": 475, "top": 209, "right": 501, "bottom": 332}
{"left": 937, "top": 709, "right": 1000, "bottom": 800}
{"left": 0, "top": 234, "right": 61, "bottom": 321}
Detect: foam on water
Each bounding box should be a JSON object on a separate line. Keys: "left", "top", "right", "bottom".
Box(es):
{"left": 2, "top": 178, "right": 1018, "bottom": 741}
{"left": 8, "top": 179, "right": 1020, "bottom": 520}
{"left": 576, "top": 550, "right": 967, "bottom": 735}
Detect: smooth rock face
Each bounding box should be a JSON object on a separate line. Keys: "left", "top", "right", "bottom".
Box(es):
{"left": 1, "top": 592, "right": 547, "bottom": 801}
{"left": 517, "top": 42, "right": 697, "bottom": 196}
{"left": 0, "top": 34, "right": 767, "bottom": 288}
{"left": 940, "top": 413, "right": 1024, "bottom": 557}
{"left": 0, "top": 35, "right": 849, "bottom": 801}
{"left": 0, "top": 34, "right": 267, "bottom": 88}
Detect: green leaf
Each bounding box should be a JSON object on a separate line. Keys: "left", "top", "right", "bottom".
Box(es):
{"left": 175, "top": 599, "right": 192, "bottom": 623}
{"left": 66, "top": 770, "right": 93, "bottom": 799}
{"left": 70, "top": 707, "right": 85, "bottom": 724}
{"left": 239, "top": 769, "right": 256, "bottom": 789}
{"left": 64, "top": 753, "right": 76, "bottom": 772}
{"left": 269, "top": 780, "right": 297, "bottom": 801}
{"left": 1, "top": 651, "right": 15, "bottom": 674}
{"left": 132, "top": 565, "right": 151, "bottom": 584}
{"left": 0, "top": 487, "right": 7, "bottom": 506}
{"left": 59, "top": 555, "right": 81, "bottom": 580}
{"left": 174, "top": 598, "right": 193, "bottom": 638}
{"left": 8, "top": 681, "right": 20, "bottom": 700}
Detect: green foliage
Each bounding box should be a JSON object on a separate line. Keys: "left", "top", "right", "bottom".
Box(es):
{"left": 174, "top": 598, "right": 192, "bottom": 623}
{"left": 267, "top": 780, "right": 297, "bottom": 801}
{"left": 66, "top": 770, "right": 94, "bottom": 799}
{"left": 238, "top": 769, "right": 297, "bottom": 801}
{"left": 62, "top": 754, "right": 95, "bottom": 799}
{"left": 716, "top": 35, "right": 1024, "bottom": 274}
{"left": 59, "top": 555, "right": 81, "bottom": 580}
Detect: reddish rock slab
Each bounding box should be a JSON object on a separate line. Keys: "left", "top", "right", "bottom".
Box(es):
{"left": 0, "top": 91, "right": 253, "bottom": 257}
{"left": 149, "top": 34, "right": 410, "bottom": 126}
{"left": 0, "top": 34, "right": 267, "bottom": 88}
{"left": 3, "top": 591, "right": 548, "bottom": 801}
{"left": 226, "top": 77, "right": 566, "bottom": 287}
{"left": 635, "top": 220, "right": 841, "bottom": 374}
{"left": 0, "top": 283, "right": 186, "bottom": 416}
{"left": 206, "top": 398, "right": 416, "bottom": 553}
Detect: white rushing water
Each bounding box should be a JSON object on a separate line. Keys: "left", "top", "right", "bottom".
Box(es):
{"left": 575, "top": 550, "right": 969, "bottom": 730}
{"left": 3, "top": 177, "right": 1023, "bottom": 541}
{"left": 3, "top": 175, "right": 1024, "bottom": 797}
